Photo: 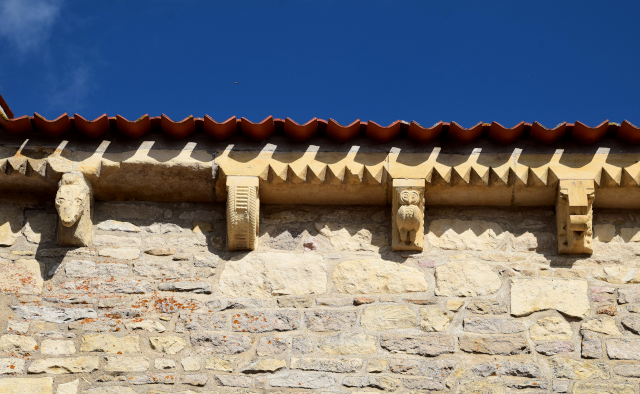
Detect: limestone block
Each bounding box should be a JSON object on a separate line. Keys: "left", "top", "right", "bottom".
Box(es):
{"left": 219, "top": 252, "right": 326, "bottom": 298}
{"left": 98, "top": 247, "right": 140, "bottom": 260}
{"left": 0, "top": 358, "right": 25, "bottom": 374}
{"left": 65, "top": 260, "right": 128, "bottom": 277}
{"left": 268, "top": 372, "right": 336, "bottom": 389}
{"left": 332, "top": 259, "right": 428, "bottom": 294}
{"left": 305, "top": 310, "right": 357, "bottom": 331}
{"left": 366, "top": 358, "right": 388, "bottom": 373}
{"left": 607, "top": 338, "right": 640, "bottom": 360}
{"left": 550, "top": 357, "right": 609, "bottom": 379}
{"left": 241, "top": 358, "right": 286, "bottom": 373}
{"left": 315, "top": 222, "right": 385, "bottom": 252}
{"left": 55, "top": 379, "right": 78, "bottom": 394}
{"left": 181, "top": 356, "right": 200, "bottom": 371}
{"left": 529, "top": 316, "right": 573, "bottom": 341}
{"left": 10, "top": 305, "right": 97, "bottom": 323}
{"left": 149, "top": 336, "right": 186, "bottom": 354}
{"left": 581, "top": 330, "right": 602, "bottom": 359}
{"left": 27, "top": 357, "right": 99, "bottom": 374}
{"left": 226, "top": 175, "right": 259, "bottom": 251}
{"left": 154, "top": 359, "right": 175, "bottom": 369}
{"left": 0, "top": 378, "right": 53, "bottom": 394}
{"left": 458, "top": 335, "right": 529, "bottom": 355}
{"left": 124, "top": 320, "right": 166, "bottom": 333}
{"left": 435, "top": 260, "right": 501, "bottom": 297}
{"left": 40, "top": 339, "right": 75, "bottom": 355}
{"left": 0, "top": 259, "right": 44, "bottom": 295}
{"left": 392, "top": 179, "right": 425, "bottom": 251}
{"left": 214, "top": 374, "right": 251, "bottom": 387}
{"left": 592, "top": 266, "right": 640, "bottom": 284}
{"left": 510, "top": 278, "right": 590, "bottom": 318}
{"left": 420, "top": 307, "right": 452, "bottom": 332}
{"left": 581, "top": 317, "right": 622, "bottom": 335}
{"left": 613, "top": 364, "right": 640, "bottom": 377}
{"left": 231, "top": 310, "right": 299, "bottom": 332}
{"left": 456, "top": 381, "right": 506, "bottom": 394}
{"left": 556, "top": 179, "right": 594, "bottom": 254}
{"left": 343, "top": 375, "right": 401, "bottom": 391}
{"left": 0, "top": 334, "right": 37, "bottom": 354}
{"left": 80, "top": 334, "right": 140, "bottom": 354}
{"left": 536, "top": 341, "right": 575, "bottom": 355}
{"left": 290, "top": 357, "right": 362, "bottom": 373}
{"left": 190, "top": 333, "right": 253, "bottom": 354}
{"left": 257, "top": 337, "right": 290, "bottom": 356}
{"left": 55, "top": 172, "right": 93, "bottom": 247}
{"left": 104, "top": 356, "right": 150, "bottom": 372}
{"left": 319, "top": 332, "right": 376, "bottom": 355}
{"left": 428, "top": 218, "right": 534, "bottom": 251}
{"left": 380, "top": 334, "right": 454, "bottom": 356}
{"left": 471, "top": 361, "right": 540, "bottom": 378}
{"left": 205, "top": 357, "right": 233, "bottom": 372}
{"left": 463, "top": 317, "right": 524, "bottom": 334}
{"left": 361, "top": 305, "right": 416, "bottom": 330}
{"left": 0, "top": 203, "right": 23, "bottom": 246}
{"left": 97, "top": 220, "right": 140, "bottom": 232}
{"left": 84, "top": 387, "right": 136, "bottom": 394}
{"left": 23, "top": 213, "right": 56, "bottom": 244}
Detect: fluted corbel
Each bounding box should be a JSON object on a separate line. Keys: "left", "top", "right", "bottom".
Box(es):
{"left": 556, "top": 179, "right": 594, "bottom": 254}
{"left": 226, "top": 176, "right": 260, "bottom": 251}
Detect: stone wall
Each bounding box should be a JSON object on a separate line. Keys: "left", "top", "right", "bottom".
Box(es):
{"left": 1, "top": 201, "right": 640, "bottom": 393}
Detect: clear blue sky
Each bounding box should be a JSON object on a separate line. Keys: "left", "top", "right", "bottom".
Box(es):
{"left": 0, "top": 0, "right": 638, "bottom": 127}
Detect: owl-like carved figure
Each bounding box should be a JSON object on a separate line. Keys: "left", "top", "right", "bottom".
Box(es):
{"left": 396, "top": 189, "right": 422, "bottom": 243}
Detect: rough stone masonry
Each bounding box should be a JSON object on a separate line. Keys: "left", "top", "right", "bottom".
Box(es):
{"left": 2, "top": 199, "right": 640, "bottom": 394}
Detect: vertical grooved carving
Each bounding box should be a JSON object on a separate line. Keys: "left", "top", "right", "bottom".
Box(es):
{"left": 556, "top": 179, "right": 594, "bottom": 254}
{"left": 227, "top": 176, "right": 259, "bottom": 251}
{"left": 392, "top": 179, "right": 425, "bottom": 252}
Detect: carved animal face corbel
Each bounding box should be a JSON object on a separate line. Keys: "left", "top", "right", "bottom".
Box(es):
{"left": 556, "top": 179, "right": 594, "bottom": 254}
{"left": 56, "top": 172, "right": 93, "bottom": 246}
{"left": 226, "top": 176, "right": 260, "bottom": 251}
{"left": 392, "top": 178, "right": 425, "bottom": 251}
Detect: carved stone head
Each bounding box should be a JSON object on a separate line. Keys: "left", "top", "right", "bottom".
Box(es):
{"left": 55, "top": 173, "right": 90, "bottom": 227}
{"left": 400, "top": 189, "right": 420, "bottom": 205}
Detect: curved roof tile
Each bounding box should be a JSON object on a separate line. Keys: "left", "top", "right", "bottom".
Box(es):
{"left": 241, "top": 116, "right": 275, "bottom": 141}
{"left": 33, "top": 113, "right": 71, "bottom": 137}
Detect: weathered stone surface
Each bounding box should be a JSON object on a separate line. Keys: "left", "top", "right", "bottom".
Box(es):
{"left": 380, "top": 334, "right": 454, "bottom": 356}
{"left": 607, "top": 338, "right": 640, "bottom": 360}
{"left": 98, "top": 248, "right": 140, "bottom": 260}
{"left": 231, "top": 310, "right": 299, "bottom": 332}
{"left": 61, "top": 278, "right": 153, "bottom": 294}
{"left": 529, "top": 316, "right": 573, "bottom": 341}
{"left": 342, "top": 375, "right": 401, "bottom": 391}
{"left": 158, "top": 280, "right": 211, "bottom": 294}
{"left": 28, "top": 357, "right": 99, "bottom": 374}
{"left": 622, "top": 315, "right": 640, "bottom": 333}
{"left": 0, "top": 259, "right": 44, "bottom": 295}
{"left": 316, "top": 297, "right": 352, "bottom": 307}
{"left": 146, "top": 235, "right": 206, "bottom": 249}
{"left": 182, "top": 373, "right": 207, "bottom": 386}
{"left": 214, "top": 374, "right": 252, "bottom": 387}
{"left": 80, "top": 334, "right": 140, "bottom": 354}
{"left": 551, "top": 358, "right": 609, "bottom": 379}
{"left": 175, "top": 312, "right": 227, "bottom": 332}
{"left": 290, "top": 357, "right": 362, "bottom": 373}
{"left": 463, "top": 317, "right": 524, "bottom": 334}
{"left": 367, "top": 358, "right": 388, "bottom": 373}
{"left": 581, "top": 330, "right": 602, "bottom": 358}
{"left": 0, "top": 203, "right": 24, "bottom": 246}
{"left": 55, "top": 379, "right": 78, "bottom": 394}
{"left": 219, "top": 253, "right": 327, "bottom": 297}
{"left": 104, "top": 356, "right": 150, "bottom": 372}
{"left": 205, "top": 357, "right": 233, "bottom": 372}
{"left": 315, "top": 222, "right": 384, "bottom": 252}
{"left": 257, "top": 337, "right": 290, "bottom": 356}
{"left": 472, "top": 361, "right": 540, "bottom": 378}
{"left": 84, "top": 387, "right": 136, "bottom": 394}
{"left": 150, "top": 336, "right": 186, "bottom": 354}
{"left": 268, "top": 371, "right": 336, "bottom": 389}
{"left": 305, "top": 310, "right": 357, "bottom": 331}
{"left": 593, "top": 266, "right": 640, "bottom": 284}
{"left": 133, "top": 261, "right": 188, "bottom": 279}
{"left": 467, "top": 298, "right": 508, "bottom": 314}
{"left": 65, "top": 260, "right": 128, "bottom": 277}
{"left": 619, "top": 287, "right": 640, "bottom": 304}
{"left": 319, "top": 332, "right": 377, "bottom": 355}
{"left": 459, "top": 335, "right": 529, "bottom": 355}
{"left": 190, "top": 333, "right": 253, "bottom": 354}
{"left": 129, "top": 373, "right": 176, "bottom": 385}
{"left": 388, "top": 358, "right": 456, "bottom": 379}
{"left": 40, "top": 339, "right": 75, "bottom": 355}
{"left": 94, "top": 234, "right": 141, "bottom": 247}
{"left": 435, "top": 260, "right": 501, "bottom": 296}
{"left": 124, "top": 319, "right": 166, "bottom": 332}
{"left": 420, "top": 307, "right": 452, "bottom": 332}
{"left": 146, "top": 223, "right": 183, "bottom": 234}
{"left": 0, "top": 334, "right": 37, "bottom": 354}
{"left": 278, "top": 296, "right": 313, "bottom": 308}
{"left": 428, "top": 219, "right": 535, "bottom": 251}
{"left": 456, "top": 380, "right": 505, "bottom": 393}
{"left": 332, "top": 259, "right": 428, "bottom": 294}
{"left": 154, "top": 359, "right": 176, "bottom": 369}
{"left": 25, "top": 213, "right": 57, "bottom": 244}
{"left": 0, "top": 377, "right": 53, "bottom": 394}
{"left": 361, "top": 305, "right": 416, "bottom": 330}
{"left": 145, "top": 247, "right": 176, "bottom": 256}
{"left": 181, "top": 356, "right": 200, "bottom": 371}
{"left": 581, "top": 317, "right": 621, "bottom": 335}
{"left": 241, "top": 358, "right": 286, "bottom": 373}
{"left": 535, "top": 341, "right": 575, "bottom": 355}
{"left": 446, "top": 298, "right": 465, "bottom": 311}
{"left": 0, "top": 358, "right": 25, "bottom": 374}
{"left": 510, "top": 278, "right": 590, "bottom": 318}
{"left": 97, "top": 203, "right": 163, "bottom": 220}
{"left": 97, "top": 220, "right": 140, "bottom": 232}
{"left": 573, "top": 382, "right": 633, "bottom": 394}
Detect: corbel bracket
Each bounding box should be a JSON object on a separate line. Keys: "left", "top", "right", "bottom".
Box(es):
{"left": 392, "top": 178, "right": 425, "bottom": 251}
{"left": 226, "top": 176, "right": 260, "bottom": 251}
{"left": 56, "top": 171, "right": 93, "bottom": 246}
{"left": 556, "top": 179, "right": 594, "bottom": 254}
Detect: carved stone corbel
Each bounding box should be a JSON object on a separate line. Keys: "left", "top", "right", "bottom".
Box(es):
{"left": 557, "top": 179, "right": 594, "bottom": 254}
{"left": 392, "top": 179, "right": 425, "bottom": 251}
{"left": 226, "top": 176, "right": 260, "bottom": 251}
{"left": 55, "top": 171, "right": 93, "bottom": 246}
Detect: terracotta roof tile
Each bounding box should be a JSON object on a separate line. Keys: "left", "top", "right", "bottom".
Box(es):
{"left": 0, "top": 109, "right": 637, "bottom": 146}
